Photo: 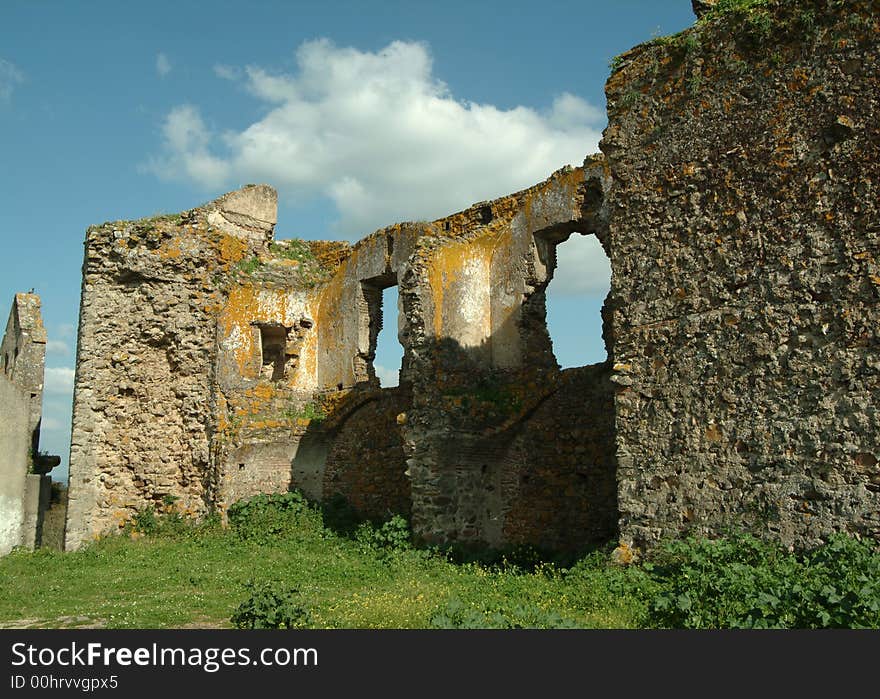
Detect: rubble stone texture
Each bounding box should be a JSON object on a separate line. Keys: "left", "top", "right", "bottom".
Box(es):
{"left": 604, "top": 0, "right": 879, "bottom": 551}
{"left": 63, "top": 0, "right": 877, "bottom": 554}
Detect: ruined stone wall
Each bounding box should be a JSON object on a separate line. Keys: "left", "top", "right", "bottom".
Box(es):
{"left": 0, "top": 294, "right": 59, "bottom": 554}
{"left": 399, "top": 162, "right": 617, "bottom": 549}
{"left": 1, "top": 293, "right": 48, "bottom": 468}
{"left": 64, "top": 0, "right": 877, "bottom": 555}
{"left": 0, "top": 376, "right": 30, "bottom": 555}
{"left": 65, "top": 217, "right": 230, "bottom": 548}
{"left": 603, "top": 0, "right": 879, "bottom": 551}
{"left": 65, "top": 165, "right": 618, "bottom": 553}
{"left": 501, "top": 365, "right": 617, "bottom": 550}
{"left": 64, "top": 188, "right": 281, "bottom": 549}
{"left": 40, "top": 484, "right": 67, "bottom": 551}
{"left": 321, "top": 387, "right": 412, "bottom": 520}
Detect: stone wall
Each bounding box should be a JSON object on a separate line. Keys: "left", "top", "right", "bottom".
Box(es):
{"left": 0, "top": 294, "right": 59, "bottom": 554}
{"left": 501, "top": 365, "right": 617, "bottom": 550}
{"left": 0, "top": 376, "right": 30, "bottom": 555}
{"left": 65, "top": 188, "right": 278, "bottom": 548}
{"left": 322, "top": 387, "right": 412, "bottom": 520}
{"left": 604, "top": 0, "right": 879, "bottom": 551}
{"left": 399, "top": 161, "right": 615, "bottom": 548}
{"left": 40, "top": 483, "right": 67, "bottom": 551}
{"left": 1, "top": 293, "right": 49, "bottom": 470}
{"left": 65, "top": 164, "right": 616, "bottom": 553}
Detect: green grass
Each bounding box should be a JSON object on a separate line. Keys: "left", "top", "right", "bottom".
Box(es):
{"left": 0, "top": 501, "right": 645, "bottom": 629}
{"left": 1, "top": 495, "right": 878, "bottom": 629}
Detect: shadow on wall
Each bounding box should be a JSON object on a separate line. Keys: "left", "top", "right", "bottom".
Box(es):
{"left": 287, "top": 305, "right": 618, "bottom": 552}
{"left": 291, "top": 383, "right": 414, "bottom": 523}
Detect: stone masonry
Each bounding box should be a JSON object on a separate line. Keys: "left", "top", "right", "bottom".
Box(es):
{"left": 0, "top": 294, "right": 60, "bottom": 554}
{"left": 63, "top": 0, "right": 877, "bottom": 555}
{"left": 604, "top": 0, "right": 879, "bottom": 551}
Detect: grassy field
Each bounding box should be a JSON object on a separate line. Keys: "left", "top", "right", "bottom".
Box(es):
{"left": 0, "top": 499, "right": 647, "bottom": 629}
{"left": 1, "top": 493, "right": 878, "bottom": 629}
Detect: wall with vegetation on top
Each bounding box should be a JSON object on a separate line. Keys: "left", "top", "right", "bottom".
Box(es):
{"left": 604, "top": 0, "right": 879, "bottom": 551}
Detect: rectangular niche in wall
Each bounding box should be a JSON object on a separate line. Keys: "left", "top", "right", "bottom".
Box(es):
{"left": 257, "top": 323, "right": 290, "bottom": 382}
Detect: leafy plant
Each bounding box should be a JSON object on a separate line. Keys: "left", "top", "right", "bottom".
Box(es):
{"left": 226, "top": 491, "right": 315, "bottom": 545}
{"left": 443, "top": 376, "right": 522, "bottom": 416}
{"left": 230, "top": 581, "right": 311, "bottom": 629}
{"left": 355, "top": 515, "right": 412, "bottom": 554}
{"left": 300, "top": 402, "right": 326, "bottom": 422}
{"left": 129, "top": 506, "right": 160, "bottom": 536}
{"left": 233, "top": 256, "right": 262, "bottom": 276}
{"left": 125, "top": 503, "right": 201, "bottom": 538}
{"left": 647, "top": 533, "right": 880, "bottom": 629}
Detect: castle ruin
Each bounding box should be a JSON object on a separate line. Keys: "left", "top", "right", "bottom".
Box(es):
{"left": 38, "top": 0, "right": 880, "bottom": 554}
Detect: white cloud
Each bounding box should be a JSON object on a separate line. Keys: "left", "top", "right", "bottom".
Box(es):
{"left": 144, "top": 105, "right": 230, "bottom": 188}
{"left": 147, "top": 39, "right": 604, "bottom": 238}
{"left": 0, "top": 58, "right": 24, "bottom": 101}
{"left": 374, "top": 364, "right": 399, "bottom": 388}
{"left": 46, "top": 339, "right": 70, "bottom": 356}
{"left": 57, "top": 323, "right": 76, "bottom": 339}
{"left": 43, "top": 367, "right": 75, "bottom": 395}
{"left": 213, "top": 64, "right": 241, "bottom": 81}
{"left": 156, "top": 52, "right": 171, "bottom": 78}
{"left": 550, "top": 233, "right": 610, "bottom": 298}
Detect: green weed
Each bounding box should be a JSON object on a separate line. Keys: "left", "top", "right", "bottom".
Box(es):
{"left": 230, "top": 581, "right": 311, "bottom": 629}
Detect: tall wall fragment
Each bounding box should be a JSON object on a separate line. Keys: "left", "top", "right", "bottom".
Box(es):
{"left": 0, "top": 293, "right": 60, "bottom": 554}
{"left": 603, "top": 0, "right": 879, "bottom": 550}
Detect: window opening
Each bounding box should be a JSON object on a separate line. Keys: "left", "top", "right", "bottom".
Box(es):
{"left": 544, "top": 233, "right": 610, "bottom": 368}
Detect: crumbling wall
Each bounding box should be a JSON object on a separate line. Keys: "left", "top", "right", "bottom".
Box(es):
{"left": 0, "top": 377, "right": 30, "bottom": 555}
{"left": 65, "top": 165, "right": 616, "bottom": 552}
{"left": 501, "top": 365, "right": 617, "bottom": 550}
{"left": 63, "top": 0, "right": 878, "bottom": 556}
{"left": 321, "top": 387, "right": 412, "bottom": 520}
{"left": 0, "top": 293, "right": 59, "bottom": 554}
{"left": 65, "top": 187, "right": 282, "bottom": 549}
{"left": 1, "top": 293, "right": 49, "bottom": 470}
{"left": 603, "top": 0, "right": 879, "bottom": 551}
{"left": 400, "top": 161, "right": 616, "bottom": 549}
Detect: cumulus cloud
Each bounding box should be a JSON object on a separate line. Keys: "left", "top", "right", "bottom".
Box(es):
{"left": 550, "top": 234, "right": 611, "bottom": 298}
{"left": 156, "top": 52, "right": 171, "bottom": 78}
{"left": 147, "top": 39, "right": 604, "bottom": 238}
{"left": 43, "top": 367, "right": 75, "bottom": 395}
{"left": 0, "top": 58, "right": 24, "bottom": 101}
{"left": 57, "top": 323, "right": 76, "bottom": 339}
{"left": 144, "top": 105, "right": 230, "bottom": 188}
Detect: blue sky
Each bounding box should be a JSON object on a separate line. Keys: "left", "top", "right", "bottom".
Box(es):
{"left": 0, "top": 1, "right": 696, "bottom": 481}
